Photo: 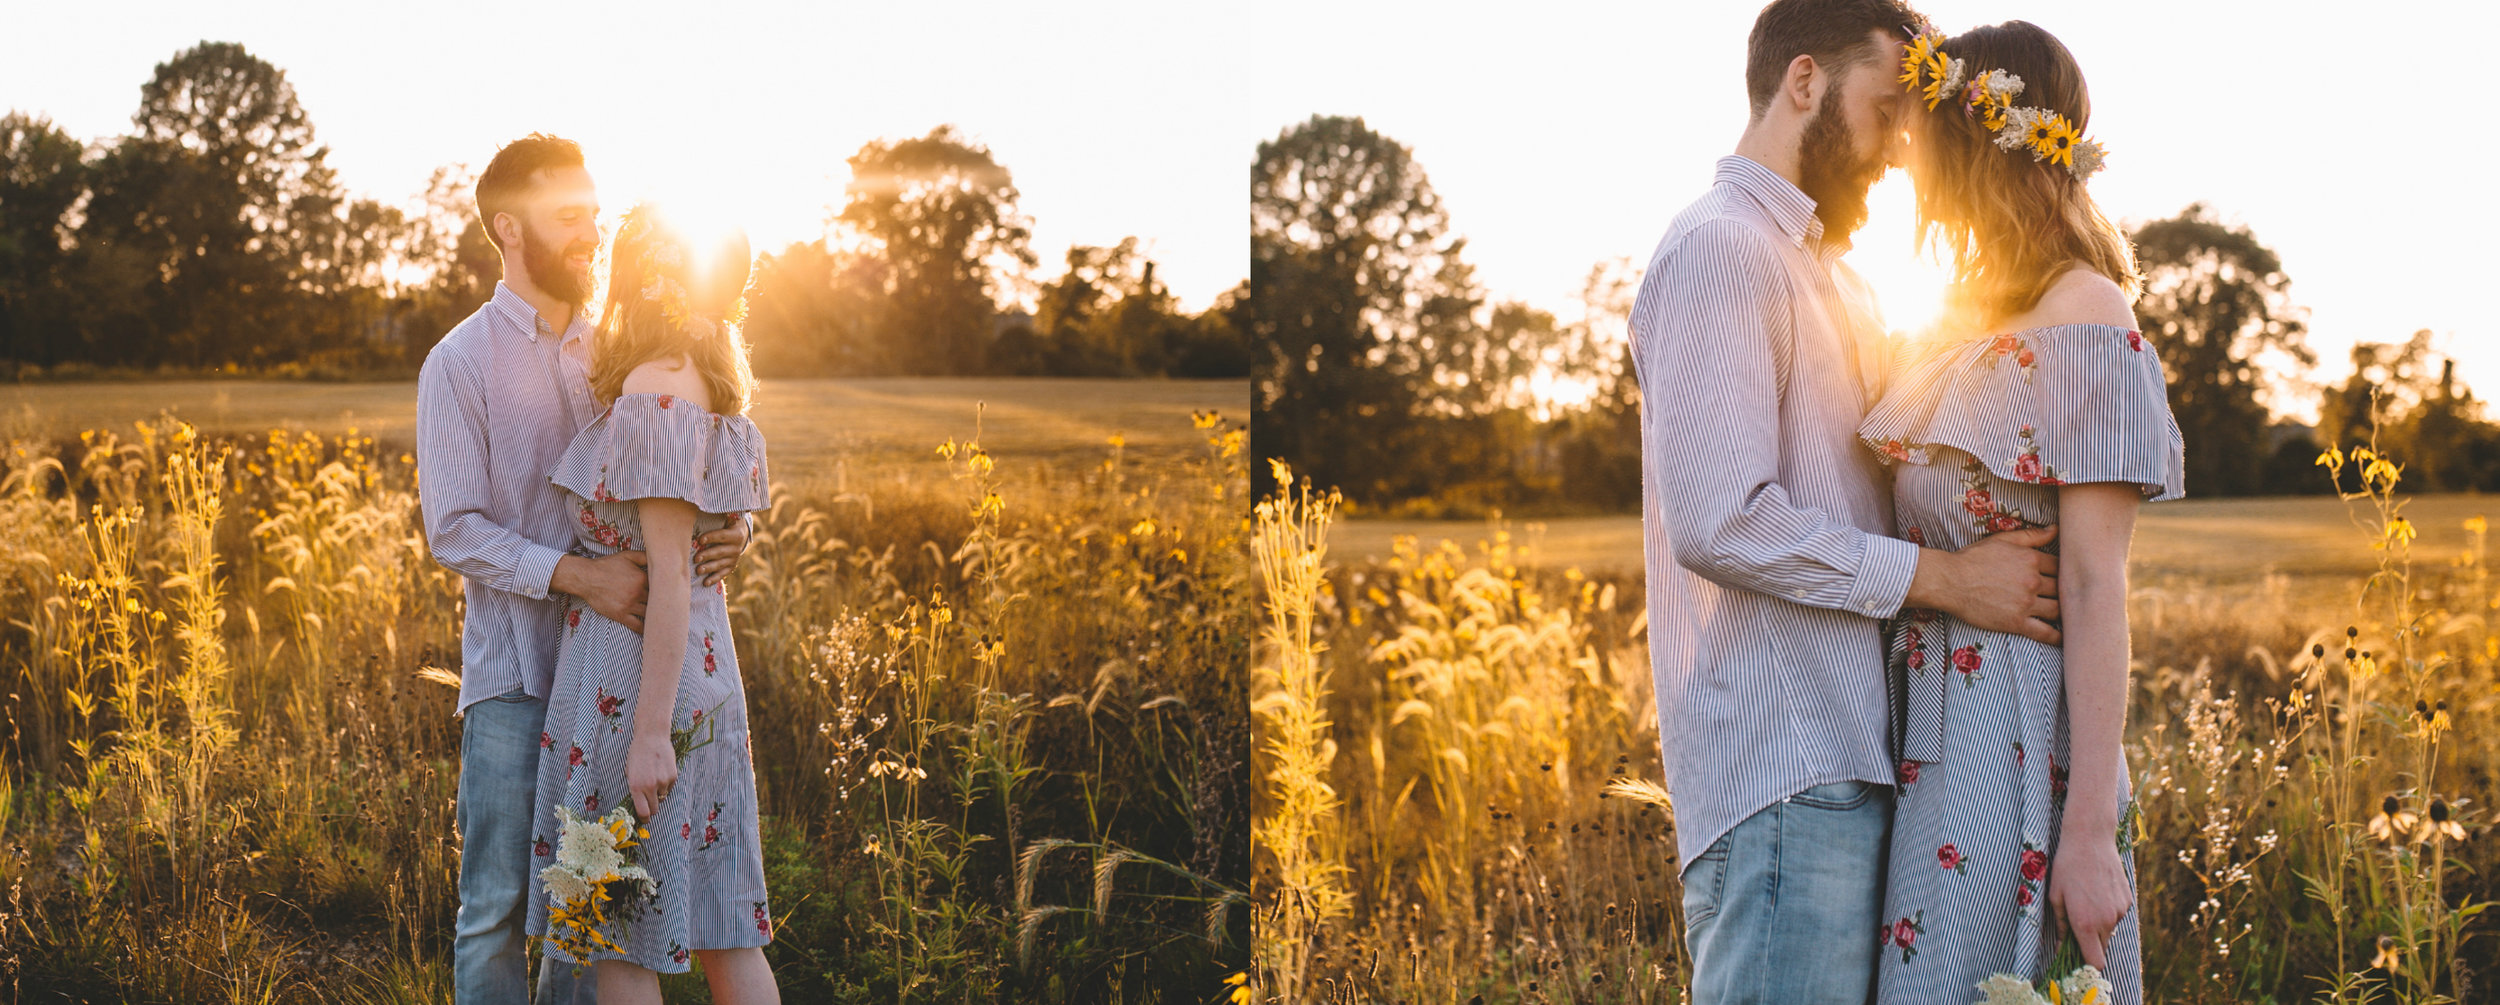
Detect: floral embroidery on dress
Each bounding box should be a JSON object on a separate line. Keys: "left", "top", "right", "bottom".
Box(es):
{"left": 1899, "top": 760, "right": 1922, "bottom": 786}
{"left": 703, "top": 632, "right": 718, "bottom": 676}
{"left": 1986, "top": 333, "right": 2039, "bottom": 383}
{"left": 597, "top": 687, "right": 625, "bottom": 732}
{"left": 534, "top": 834, "right": 551, "bottom": 857}
{"left": 1960, "top": 460, "right": 2036, "bottom": 533}
{"left": 2126, "top": 329, "right": 2145, "bottom": 352}
{"left": 2008, "top": 424, "right": 2066, "bottom": 485}
{"left": 1937, "top": 843, "right": 1968, "bottom": 874}
{"left": 540, "top": 731, "right": 555, "bottom": 751}
{"left": 1865, "top": 434, "right": 1916, "bottom": 462}
{"left": 1952, "top": 642, "right": 1986, "bottom": 687}
{"left": 567, "top": 607, "right": 582, "bottom": 632}
{"left": 2018, "top": 841, "right": 2049, "bottom": 908}
{"left": 1905, "top": 622, "right": 1931, "bottom": 675}
{"left": 1889, "top": 910, "right": 1926, "bottom": 962}
{"left": 669, "top": 941, "right": 690, "bottom": 965}
{"left": 699, "top": 802, "right": 725, "bottom": 850}
{"left": 1903, "top": 524, "right": 1925, "bottom": 545}
{"left": 753, "top": 901, "right": 773, "bottom": 938}
{"left": 578, "top": 503, "right": 629, "bottom": 551}
{"left": 657, "top": 394, "right": 675, "bottom": 409}
{"left": 2050, "top": 753, "right": 2069, "bottom": 805}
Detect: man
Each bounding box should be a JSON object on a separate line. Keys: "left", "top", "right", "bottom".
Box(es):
{"left": 1628, "top": 2, "right": 2064, "bottom": 1001}
{"left": 418, "top": 134, "right": 750, "bottom": 1005}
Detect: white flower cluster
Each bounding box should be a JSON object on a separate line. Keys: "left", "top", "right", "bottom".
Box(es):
{"left": 541, "top": 804, "right": 654, "bottom": 911}
{"left": 1973, "top": 965, "right": 2114, "bottom": 1005}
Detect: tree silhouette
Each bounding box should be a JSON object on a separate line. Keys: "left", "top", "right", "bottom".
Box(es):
{"left": 835, "top": 126, "right": 1035, "bottom": 375}
{"left": 2130, "top": 203, "right": 2312, "bottom": 496}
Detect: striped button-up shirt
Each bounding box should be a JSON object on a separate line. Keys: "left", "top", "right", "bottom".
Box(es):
{"left": 1629, "top": 156, "right": 1921, "bottom": 874}
{"left": 416, "top": 282, "right": 601, "bottom": 714}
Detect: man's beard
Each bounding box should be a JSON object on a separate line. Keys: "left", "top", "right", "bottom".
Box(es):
{"left": 520, "top": 222, "right": 596, "bottom": 306}
{"left": 1796, "top": 86, "right": 1885, "bottom": 246}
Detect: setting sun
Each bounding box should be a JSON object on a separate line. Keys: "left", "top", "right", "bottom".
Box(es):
{"left": 1846, "top": 171, "right": 1952, "bottom": 340}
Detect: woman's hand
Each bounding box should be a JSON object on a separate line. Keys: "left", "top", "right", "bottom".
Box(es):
{"left": 2049, "top": 824, "right": 2132, "bottom": 968}
{"left": 628, "top": 730, "right": 677, "bottom": 819}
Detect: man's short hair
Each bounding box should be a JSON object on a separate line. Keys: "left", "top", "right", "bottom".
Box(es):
{"left": 475, "top": 133, "right": 584, "bottom": 250}
{"left": 1746, "top": 0, "right": 1925, "bottom": 118}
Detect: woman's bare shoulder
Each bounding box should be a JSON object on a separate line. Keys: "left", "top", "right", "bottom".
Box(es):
{"left": 618, "top": 355, "right": 713, "bottom": 409}
{"left": 2025, "top": 268, "right": 2136, "bottom": 329}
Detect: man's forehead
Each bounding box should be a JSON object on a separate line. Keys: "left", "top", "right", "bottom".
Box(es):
{"left": 528, "top": 166, "right": 599, "bottom": 210}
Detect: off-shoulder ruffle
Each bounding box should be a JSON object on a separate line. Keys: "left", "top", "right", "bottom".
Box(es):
{"left": 1859, "top": 323, "right": 2184, "bottom": 501}
{"left": 549, "top": 393, "right": 770, "bottom": 514}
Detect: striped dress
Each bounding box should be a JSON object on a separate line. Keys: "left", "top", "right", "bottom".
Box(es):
{"left": 524, "top": 392, "right": 774, "bottom": 971}
{"left": 1858, "top": 323, "right": 2183, "bottom": 1004}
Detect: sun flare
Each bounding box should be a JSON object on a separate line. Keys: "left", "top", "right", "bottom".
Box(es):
{"left": 1846, "top": 171, "right": 1952, "bottom": 340}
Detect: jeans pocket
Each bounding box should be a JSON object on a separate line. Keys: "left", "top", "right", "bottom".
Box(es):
{"left": 1787, "top": 779, "right": 1876, "bottom": 811}
{"left": 1680, "top": 832, "right": 1732, "bottom": 928}
{"left": 485, "top": 688, "right": 533, "bottom": 704}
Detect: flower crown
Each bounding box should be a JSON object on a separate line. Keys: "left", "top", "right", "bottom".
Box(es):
{"left": 616, "top": 211, "right": 746, "bottom": 342}
{"left": 1899, "top": 27, "right": 2106, "bottom": 180}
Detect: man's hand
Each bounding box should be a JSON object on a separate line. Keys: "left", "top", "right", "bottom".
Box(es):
{"left": 552, "top": 552, "right": 650, "bottom": 633}
{"left": 694, "top": 514, "right": 753, "bottom": 588}
{"left": 1905, "top": 525, "right": 2061, "bottom": 645}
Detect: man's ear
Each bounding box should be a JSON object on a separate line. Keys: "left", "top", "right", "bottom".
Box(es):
{"left": 490, "top": 211, "right": 522, "bottom": 255}
{"left": 1783, "top": 53, "right": 1824, "bottom": 114}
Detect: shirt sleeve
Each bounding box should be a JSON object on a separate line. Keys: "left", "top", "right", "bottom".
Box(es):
{"left": 415, "top": 345, "right": 569, "bottom": 600}
{"left": 1632, "top": 219, "right": 1919, "bottom": 619}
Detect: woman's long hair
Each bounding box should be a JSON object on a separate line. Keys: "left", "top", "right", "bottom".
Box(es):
{"left": 1911, "top": 21, "right": 2138, "bottom": 331}
{"left": 588, "top": 203, "right": 757, "bottom": 414}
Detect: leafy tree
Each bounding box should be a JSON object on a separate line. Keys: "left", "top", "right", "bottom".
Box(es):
{"left": 744, "top": 238, "right": 894, "bottom": 377}
{"left": 80, "top": 41, "right": 347, "bottom": 368}
{"left": 2129, "top": 203, "right": 2312, "bottom": 496}
{"left": 0, "top": 113, "right": 87, "bottom": 366}
{"left": 1248, "top": 115, "right": 1471, "bottom": 501}
{"left": 1027, "top": 238, "right": 1197, "bottom": 376}
{"left": 835, "top": 126, "right": 1034, "bottom": 375}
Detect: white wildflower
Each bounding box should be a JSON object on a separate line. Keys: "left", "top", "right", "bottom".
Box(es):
{"left": 2059, "top": 965, "right": 2115, "bottom": 1004}
{"left": 1975, "top": 973, "right": 2047, "bottom": 1005}
{"left": 1995, "top": 106, "right": 2040, "bottom": 151}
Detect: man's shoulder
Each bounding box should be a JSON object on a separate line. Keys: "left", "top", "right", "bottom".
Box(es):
{"left": 421, "top": 303, "right": 501, "bottom": 372}
{"left": 1652, "top": 183, "right": 1790, "bottom": 267}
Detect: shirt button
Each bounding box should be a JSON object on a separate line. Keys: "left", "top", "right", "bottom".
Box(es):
{"left": 1863, "top": 600, "right": 1881, "bottom": 614}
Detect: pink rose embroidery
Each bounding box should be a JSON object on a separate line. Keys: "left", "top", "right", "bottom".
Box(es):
{"left": 1937, "top": 843, "right": 1966, "bottom": 873}
{"left": 2127, "top": 329, "right": 2144, "bottom": 351}
{"left": 1899, "top": 760, "right": 1921, "bottom": 785}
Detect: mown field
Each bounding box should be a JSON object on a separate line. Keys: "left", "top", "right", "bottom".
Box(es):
{"left": 0, "top": 377, "right": 1251, "bottom": 1003}
{"left": 1257, "top": 462, "right": 2497, "bottom": 1004}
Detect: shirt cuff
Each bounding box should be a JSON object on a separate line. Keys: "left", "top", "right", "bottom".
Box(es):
{"left": 1844, "top": 534, "right": 1921, "bottom": 619}
{"left": 516, "top": 543, "right": 565, "bottom": 601}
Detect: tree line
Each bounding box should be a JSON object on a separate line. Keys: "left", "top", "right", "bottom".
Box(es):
{"left": 0, "top": 42, "right": 1247, "bottom": 380}
{"left": 1250, "top": 114, "right": 2494, "bottom": 510}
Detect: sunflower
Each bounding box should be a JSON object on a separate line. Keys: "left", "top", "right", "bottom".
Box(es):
{"left": 2368, "top": 794, "right": 2419, "bottom": 842}
{"left": 2423, "top": 798, "right": 2468, "bottom": 843}
{"left": 1900, "top": 33, "right": 1939, "bottom": 88}
{"left": 1921, "top": 52, "right": 1962, "bottom": 110}
{"left": 2032, "top": 113, "right": 2082, "bottom": 167}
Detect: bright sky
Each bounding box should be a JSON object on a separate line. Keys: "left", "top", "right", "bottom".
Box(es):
{"left": 1, "top": 1, "right": 1248, "bottom": 311}
{"left": 1248, "top": 0, "right": 2500, "bottom": 422}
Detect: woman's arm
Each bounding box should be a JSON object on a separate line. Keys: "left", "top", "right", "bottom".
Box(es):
{"left": 628, "top": 493, "right": 696, "bottom": 817}
{"left": 620, "top": 355, "right": 712, "bottom": 818}
{"left": 2050, "top": 479, "right": 2141, "bottom": 966}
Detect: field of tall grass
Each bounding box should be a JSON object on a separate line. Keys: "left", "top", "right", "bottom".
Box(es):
{"left": 1252, "top": 441, "right": 2496, "bottom": 1004}
{"left": 0, "top": 381, "right": 1250, "bottom": 1003}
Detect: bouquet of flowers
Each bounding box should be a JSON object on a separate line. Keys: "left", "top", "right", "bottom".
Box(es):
{"left": 541, "top": 802, "right": 657, "bottom": 961}
{"left": 1974, "top": 937, "right": 2114, "bottom": 1004}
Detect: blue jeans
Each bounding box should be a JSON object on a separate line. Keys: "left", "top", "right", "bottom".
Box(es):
{"left": 1682, "top": 779, "right": 1893, "bottom": 1005}
{"left": 455, "top": 689, "right": 595, "bottom": 1005}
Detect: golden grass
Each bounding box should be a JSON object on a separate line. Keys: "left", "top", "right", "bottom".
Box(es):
{"left": 0, "top": 381, "right": 1251, "bottom": 1003}
{"left": 1259, "top": 442, "right": 2496, "bottom": 1004}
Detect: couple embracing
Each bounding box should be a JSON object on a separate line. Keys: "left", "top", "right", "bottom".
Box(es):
{"left": 416, "top": 135, "right": 782, "bottom": 1004}
{"left": 1633, "top": 1, "right": 2182, "bottom": 1002}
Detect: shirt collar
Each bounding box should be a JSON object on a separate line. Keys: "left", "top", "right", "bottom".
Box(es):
{"left": 1715, "top": 154, "right": 1826, "bottom": 251}
{"left": 488, "top": 280, "right": 593, "bottom": 346}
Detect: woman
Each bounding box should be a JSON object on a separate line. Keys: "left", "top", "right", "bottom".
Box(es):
{"left": 526, "top": 204, "right": 780, "bottom": 1004}
{"left": 1863, "top": 21, "right": 2181, "bottom": 1003}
